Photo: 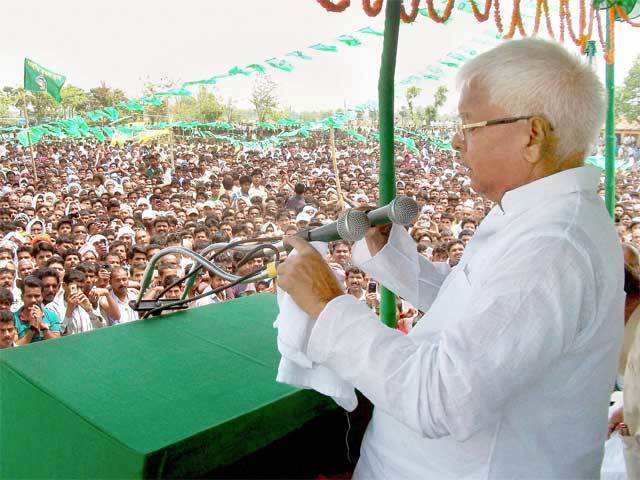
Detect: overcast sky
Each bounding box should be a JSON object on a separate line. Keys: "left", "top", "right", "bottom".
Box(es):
{"left": 1, "top": 1, "right": 638, "bottom": 114}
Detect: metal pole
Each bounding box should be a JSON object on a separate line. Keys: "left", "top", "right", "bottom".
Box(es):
{"left": 378, "top": 0, "right": 401, "bottom": 328}
{"left": 605, "top": 7, "right": 616, "bottom": 217}
{"left": 20, "top": 90, "right": 38, "bottom": 182}
{"left": 329, "top": 127, "right": 345, "bottom": 211}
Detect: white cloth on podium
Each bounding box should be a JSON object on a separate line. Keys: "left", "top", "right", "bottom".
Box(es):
{"left": 274, "top": 242, "right": 357, "bottom": 411}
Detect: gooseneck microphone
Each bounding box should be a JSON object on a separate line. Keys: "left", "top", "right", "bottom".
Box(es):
{"left": 295, "top": 196, "right": 419, "bottom": 243}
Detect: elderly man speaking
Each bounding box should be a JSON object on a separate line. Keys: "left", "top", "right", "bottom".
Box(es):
{"left": 277, "top": 38, "right": 624, "bottom": 479}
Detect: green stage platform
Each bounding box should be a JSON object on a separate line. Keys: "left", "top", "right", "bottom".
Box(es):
{"left": 0, "top": 293, "right": 338, "bottom": 478}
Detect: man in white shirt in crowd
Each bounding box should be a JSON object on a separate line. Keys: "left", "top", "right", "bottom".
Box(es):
{"left": 447, "top": 240, "right": 465, "bottom": 267}
{"left": 277, "top": 38, "right": 624, "bottom": 479}
{"left": 345, "top": 266, "right": 367, "bottom": 302}
{"left": 46, "top": 269, "right": 106, "bottom": 335}
{"left": 249, "top": 168, "right": 269, "bottom": 200}
{"left": 102, "top": 266, "right": 139, "bottom": 325}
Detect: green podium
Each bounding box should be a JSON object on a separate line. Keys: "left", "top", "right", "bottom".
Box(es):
{"left": 0, "top": 294, "right": 340, "bottom": 478}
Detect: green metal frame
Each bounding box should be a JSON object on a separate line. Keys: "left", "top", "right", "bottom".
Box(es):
{"left": 605, "top": 8, "right": 616, "bottom": 217}
{"left": 378, "top": 0, "right": 401, "bottom": 328}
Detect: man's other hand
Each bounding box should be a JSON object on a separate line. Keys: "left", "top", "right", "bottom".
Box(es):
{"left": 278, "top": 236, "right": 344, "bottom": 318}
{"left": 357, "top": 205, "right": 392, "bottom": 256}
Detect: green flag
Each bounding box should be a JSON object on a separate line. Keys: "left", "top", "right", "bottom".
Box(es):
{"left": 447, "top": 52, "right": 468, "bottom": 62}
{"left": 103, "top": 107, "right": 119, "bottom": 122}
{"left": 286, "top": 50, "right": 312, "bottom": 60}
{"left": 183, "top": 74, "right": 227, "bottom": 87}
{"left": 246, "top": 64, "right": 266, "bottom": 74}
{"left": 141, "top": 96, "right": 163, "bottom": 106}
{"left": 228, "top": 66, "right": 251, "bottom": 76}
{"left": 155, "top": 88, "right": 192, "bottom": 97}
{"left": 337, "top": 35, "right": 362, "bottom": 47}
{"left": 23, "top": 58, "right": 66, "bottom": 103}
{"left": 439, "top": 60, "right": 460, "bottom": 68}
{"left": 265, "top": 58, "right": 294, "bottom": 72}
{"left": 357, "top": 26, "right": 384, "bottom": 36}
{"left": 119, "top": 100, "right": 144, "bottom": 111}
{"left": 89, "top": 126, "right": 105, "bottom": 142}
{"left": 310, "top": 43, "right": 338, "bottom": 53}
{"left": 86, "top": 110, "right": 107, "bottom": 122}
{"left": 344, "top": 128, "right": 366, "bottom": 142}
{"left": 277, "top": 118, "right": 299, "bottom": 127}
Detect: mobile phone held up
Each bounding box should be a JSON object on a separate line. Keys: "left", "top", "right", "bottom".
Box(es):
{"left": 367, "top": 282, "right": 377, "bottom": 294}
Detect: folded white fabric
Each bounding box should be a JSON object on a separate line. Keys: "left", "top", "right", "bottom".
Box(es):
{"left": 274, "top": 242, "right": 357, "bottom": 411}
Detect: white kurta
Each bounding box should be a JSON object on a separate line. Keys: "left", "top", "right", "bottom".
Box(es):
{"left": 308, "top": 166, "right": 625, "bottom": 479}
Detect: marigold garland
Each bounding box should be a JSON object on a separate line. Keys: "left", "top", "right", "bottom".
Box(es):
{"left": 605, "top": 7, "right": 615, "bottom": 65}
{"left": 493, "top": 0, "right": 504, "bottom": 33}
{"left": 595, "top": 8, "right": 606, "bottom": 51}
{"left": 363, "top": 0, "right": 384, "bottom": 16}
{"left": 504, "top": 0, "right": 526, "bottom": 38}
{"left": 531, "top": 0, "right": 554, "bottom": 38}
{"left": 532, "top": 0, "right": 543, "bottom": 35}
{"left": 313, "top": 0, "right": 635, "bottom": 61}
{"left": 470, "top": 0, "right": 492, "bottom": 22}
{"left": 400, "top": 0, "right": 421, "bottom": 23}
{"left": 317, "top": 0, "right": 351, "bottom": 12}
{"left": 559, "top": 3, "right": 566, "bottom": 43}
{"left": 425, "top": 0, "right": 455, "bottom": 23}
{"left": 561, "top": 0, "right": 587, "bottom": 46}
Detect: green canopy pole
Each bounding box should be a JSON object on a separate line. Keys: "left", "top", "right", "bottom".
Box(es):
{"left": 604, "top": 8, "right": 616, "bottom": 217}
{"left": 378, "top": 0, "right": 401, "bottom": 328}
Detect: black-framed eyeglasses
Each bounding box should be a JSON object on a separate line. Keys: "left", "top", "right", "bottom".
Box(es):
{"left": 454, "top": 115, "right": 534, "bottom": 143}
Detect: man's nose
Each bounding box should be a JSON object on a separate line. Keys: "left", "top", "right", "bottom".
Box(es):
{"left": 452, "top": 132, "right": 464, "bottom": 152}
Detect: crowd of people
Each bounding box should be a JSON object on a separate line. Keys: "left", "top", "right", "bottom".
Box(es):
{"left": 0, "top": 129, "right": 637, "bottom": 349}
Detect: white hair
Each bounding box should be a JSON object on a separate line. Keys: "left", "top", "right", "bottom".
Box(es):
{"left": 456, "top": 38, "right": 605, "bottom": 160}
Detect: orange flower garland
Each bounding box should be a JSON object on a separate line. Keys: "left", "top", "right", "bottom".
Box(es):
{"left": 561, "top": 0, "right": 587, "bottom": 46}
{"left": 493, "top": 0, "right": 504, "bottom": 34}
{"left": 595, "top": 8, "right": 606, "bottom": 51}
{"left": 504, "top": 0, "right": 526, "bottom": 38}
{"left": 532, "top": 0, "right": 543, "bottom": 35}
{"left": 317, "top": 0, "right": 351, "bottom": 12}
{"left": 605, "top": 6, "right": 615, "bottom": 65}
{"left": 312, "top": 0, "right": 635, "bottom": 60}
{"left": 363, "top": 0, "right": 384, "bottom": 16}
{"left": 543, "top": 0, "right": 555, "bottom": 39}
{"left": 400, "top": 0, "right": 421, "bottom": 23}
{"left": 470, "top": 0, "right": 492, "bottom": 22}
{"left": 425, "top": 0, "right": 455, "bottom": 23}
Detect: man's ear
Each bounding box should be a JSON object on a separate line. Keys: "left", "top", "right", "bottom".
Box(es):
{"left": 522, "top": 117, "right": 550, "bottom": 165}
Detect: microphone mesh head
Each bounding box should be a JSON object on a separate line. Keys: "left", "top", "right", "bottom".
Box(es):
{"left": 389, "top": 196, "right": 420, "bottom": 226}
{"left": 337, "top": 210, "right": 370, "bottom": 242}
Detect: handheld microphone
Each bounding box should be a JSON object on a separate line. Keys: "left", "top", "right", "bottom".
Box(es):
{"left": 296, "top": 209, "right": 370, "bottom": 243}
{"left": 294, "top": 196, "right": 420, "bottom": 244}
{"left": 366, "top": 196, "right": 419, "bottom": 227}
